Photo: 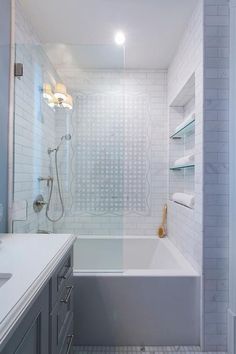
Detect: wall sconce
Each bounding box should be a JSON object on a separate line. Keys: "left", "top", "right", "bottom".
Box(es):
{"left": 43, "top": 84, "right": 54, "bottom": 100}
{"left": 43, "top": 82, "right": 73, "bottom": 110}
{"left": 47, "top": 96, "right": 57, "bottom": 108}
{"left": 54, "top": 83, "right": 67, "bottom": 101}
{"left": 62, "top": 95, "right": 73, "bottom": 110}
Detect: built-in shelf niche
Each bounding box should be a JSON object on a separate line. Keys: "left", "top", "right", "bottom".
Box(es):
{"left": 168, "top": 73, "right": 195, "bottom": 208}
{"left": 169, "top": 164, "right": 195, "bottom": 171}
{"left": 170, "top": 118, "right": 195, "bottom": 139}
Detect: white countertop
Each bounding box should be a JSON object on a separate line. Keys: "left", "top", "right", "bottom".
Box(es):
{"left": 0, "top": 233, "right": 76, "bottom": 349}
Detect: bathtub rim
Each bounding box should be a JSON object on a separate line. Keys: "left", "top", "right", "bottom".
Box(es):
{"left": 73, "top": 235, "right": 200, "bottom": 277}
{"left": 73, "top": 270, "right": 199, "bottom": 277}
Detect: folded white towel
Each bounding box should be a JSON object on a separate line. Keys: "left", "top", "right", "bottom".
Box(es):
{"left": 174, "top": 153, "right": 195, "bottom": 167}
{"left": 174, "top": 112, "right": 195, "bottom": 133}
{"left": 172, "top": 192, "right": 195, "bottom": 209}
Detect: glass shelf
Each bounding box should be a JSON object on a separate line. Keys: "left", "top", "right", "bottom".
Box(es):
{"left": 170, "top": 119, "right": 195, "bottom": 139}
{"left": 170, "top": 164, "right": 195, "bottom": 171}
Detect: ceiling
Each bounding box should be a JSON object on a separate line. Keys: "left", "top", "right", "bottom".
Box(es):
{"left": 21, "top": 0, "right": 198, "bottom": 69}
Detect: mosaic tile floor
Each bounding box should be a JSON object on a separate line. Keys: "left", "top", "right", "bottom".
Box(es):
{"left": 74, "top": 346, "right": 226, "bottom": 354}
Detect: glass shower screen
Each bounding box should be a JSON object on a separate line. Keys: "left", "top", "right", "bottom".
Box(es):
{"left": 12, "top": 43, "right": 126, "bottom": 272}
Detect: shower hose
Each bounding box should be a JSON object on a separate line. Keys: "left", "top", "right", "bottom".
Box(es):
{"left": 46, "top": 148, "right": 65, "bottom": 222}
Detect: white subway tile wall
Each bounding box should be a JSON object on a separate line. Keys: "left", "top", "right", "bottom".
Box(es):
{"left": 167, "top": 1, "right": 203, "bottom": 273}
{"left": 203, "top": 0, "right": 229, "bottom": 351}
{"left": 13, "top": 1, "right": 59, "bottom": 233}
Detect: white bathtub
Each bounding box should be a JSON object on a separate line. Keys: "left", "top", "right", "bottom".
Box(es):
{"left": 73, "top": 236, "right": 198, "bottom": 276}
{"left": 73, "top": 236, "right": 200, "bottom": 346}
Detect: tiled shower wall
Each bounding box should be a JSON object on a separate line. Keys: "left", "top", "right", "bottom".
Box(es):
{"left": 167, "top": 0, "right": 230, "bottom": 350}
{"left": 13, "top": 2, "right": 58, "bottom": 233}
{"left": 54, "top": 70, "right": 168, "bottom": 236}
{"left": 167, "top": 1, "right": 203, "bottom": 272}
{"left": 203, "top": 0, "right": 229, "bottom": 351}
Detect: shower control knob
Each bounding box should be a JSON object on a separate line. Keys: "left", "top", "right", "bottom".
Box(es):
{"left": 33, "top": 194, "right": 47, "bottom": 213}
{"left": 36, "top": 200, "right": 47, "bottom": 206}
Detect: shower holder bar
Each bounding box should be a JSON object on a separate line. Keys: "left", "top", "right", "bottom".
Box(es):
{"left": 38, "top": 176, "right": 53, "bottom": 186}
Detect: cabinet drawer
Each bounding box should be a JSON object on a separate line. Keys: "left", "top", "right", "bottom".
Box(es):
{"left": 50, "top": 275, "right": 74, "bottom": 354}
{"left": 51, "top": 249, "right": 73, "bottom": 309}
{"left": 60, "top": 316, "right": 74, "bottom": 354}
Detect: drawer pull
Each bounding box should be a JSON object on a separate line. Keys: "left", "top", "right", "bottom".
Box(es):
{"left": 60, "top": 274, "right": 67, "bottom": 280}
{"left": 59, "top": 265, "right": 71, "bottom": 280}
{"left": 66, "top": 334, "right": 74, "bottom": 354}
{"left": 61, "top": 286, "right": 73, "bottom": 304}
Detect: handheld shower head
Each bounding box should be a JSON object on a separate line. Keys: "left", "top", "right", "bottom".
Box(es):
{"left": 57, "top": 134, "right": 72, "bottom": 150}
{"left": 48, "top": 134, "right": 72, "bottom": 154}
{"left": 61, "top": 134, "right": 72, "bottom": 141}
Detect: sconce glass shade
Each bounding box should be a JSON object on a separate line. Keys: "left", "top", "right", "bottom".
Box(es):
{"left": 54, "top": 83, "right": 67, "bottom": 101}
{"left": 62, "top": 94, "right": 73, "bottom": 110}
{"left": 48, "top": 96, "right": 57, "bottom": 108}
{"left": 43, "top": 83, "right": 53, "bottom": 100}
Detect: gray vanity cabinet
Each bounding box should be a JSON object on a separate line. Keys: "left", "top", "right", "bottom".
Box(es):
{"left": 1, "top": 247, "right": 74, "bottom": 354}
{"left": 50, "top": 249, "right": 74, "bottom": 354}
{"left": 1, "top": 284, "right": 50, "bottom": 354}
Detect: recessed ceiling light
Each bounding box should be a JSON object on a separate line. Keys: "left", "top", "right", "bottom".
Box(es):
{"left": 115, "top": 31, "right": 126, "bottom": 46}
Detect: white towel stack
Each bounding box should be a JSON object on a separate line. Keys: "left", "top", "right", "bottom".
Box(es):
{"left": 174, "top": 153, "right": 195, "bottom": 167}
{"left": 172, "top": 193, "right": 195, "bottom": 209}
{"left": 174, "top": 112, "right": 195, "bottom": 133}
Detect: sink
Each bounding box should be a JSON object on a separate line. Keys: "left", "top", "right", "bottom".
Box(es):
{"left": 0, "top": 273, "right": 12, "bottom": 288}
